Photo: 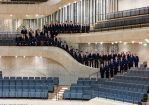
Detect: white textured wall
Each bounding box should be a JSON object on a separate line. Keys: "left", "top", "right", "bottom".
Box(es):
{"left": 0, "top": 56, "right": 67, "bottom": 84}
{"left": 0, "top": 46, "right": 98, "bottom": 85}
{"left": 118, "top": 43, "right": 149, "bottom": 66}
{"left": 118, "top": 0, "right": 149, "bottom": 11}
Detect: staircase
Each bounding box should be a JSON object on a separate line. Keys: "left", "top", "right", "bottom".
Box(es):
{"left": 50, "top": 86, "right": 69, "bottom": 101}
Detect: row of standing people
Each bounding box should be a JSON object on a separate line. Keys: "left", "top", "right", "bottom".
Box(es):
{"left": 43, "top": 21, "right": 90, "bottom": 35}
{"left": 100, "top": 55, "right": 139, "bottom": 79}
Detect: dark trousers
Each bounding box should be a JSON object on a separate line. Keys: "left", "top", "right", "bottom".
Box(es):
{"left": 114, "top": 67, "right": 118, "bottom": 75}
{"left": 110, "top": 69, "right": 114, "bottom": 78}
{"left": 95, "top": 60, "right": 99, "bottom": 68}
{"left": 120, "top": 66, "right": 124, "bottom": 73}
{"left": 135, "top": 62, "right": 138, "bottom": 67}
{"left": 106, "top": 71, "right": 109, "bottom": 78}
{"left": 100, "top": 72, "right": 104, "bottom": 78}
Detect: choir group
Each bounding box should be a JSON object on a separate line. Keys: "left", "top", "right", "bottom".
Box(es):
{"left": 16, "top": 25, "right": 139, "bottom": 79}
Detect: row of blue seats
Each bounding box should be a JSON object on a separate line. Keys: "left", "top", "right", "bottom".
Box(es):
{"left": 1, "top": 76, "right": 58, "bottom": 80}
{"left": 0, "top": 85, "right": 53, "bottom": 92}
{"left": 0, "top": 77, "right": 59, "bottom": 85}
{"left": 107, "top": 6, "right": 149, "bottom": 19}
{"left": 0, "top": 91, "right": 48, "bottom": 98}
{"left": 125, "top": 71, "right": 149, "bottom": 77}
{"left": 0, "top": 85, "right": 49, "bottom": 98}
{"left": 0, "top": 79, "right": 55, "bottom": 86}
{"left": 115, "top": 75, "right": 149, "bottom": 81}
{"left": 64, "top": 86, "right": 145, "bottom": 103}
{"left": 113, "top": 78, "right": 149, "bottom": 85}
{"left": 76, "top": 79, "right": 148, "bottom": 93}
{"left": 92, "top": 87, "right": 145, "bottom": 104}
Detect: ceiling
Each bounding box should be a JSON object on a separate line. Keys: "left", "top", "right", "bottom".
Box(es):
{"left": 0, "top": 0, "right": 76, "bottom": 19}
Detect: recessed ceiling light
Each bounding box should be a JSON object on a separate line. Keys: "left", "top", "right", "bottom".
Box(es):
{"left": 35, "top": 14, "right": 39, "bottom": 17}
{"left": 132, "top": 41, "right": 135, "bottom": 44}
{"left": 100, "top": 42, "right": 103, "bottom": 45}
{"left": 139, "top": 42, "right": 143, "bottom": 44}
{"left": 119, "top": 41, "right": 122, "bottom": 43}
{"left": 124, "top": 42, "right": 127, "bottom": 45}
{"left": 143, "top": 43, "right": 147, "bottom": 47}
{"left": 15, "top": 56, "right": 17, "bottom": 58}
{"left": 10, "top": 14, "right": 13, "bottom": 17}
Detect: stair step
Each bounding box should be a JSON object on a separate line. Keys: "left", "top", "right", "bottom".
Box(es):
{"left": 51, "top": 86, "right": 69, "bottom": 100}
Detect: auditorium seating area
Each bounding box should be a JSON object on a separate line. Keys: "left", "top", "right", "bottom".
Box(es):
{"left": 95, "top": 15, "right": 149, "bottom": 31}
{"left": 107, "top": 6, "right": 149, "bottom": 19}
{"left": 95, "top": 6, "right": 149, "bottom": 31}
{"left": 0, "top": 76, "right": 59, "bottom": 99}
{"left": 63, "top": 68, "right": 149, "bottom": 104}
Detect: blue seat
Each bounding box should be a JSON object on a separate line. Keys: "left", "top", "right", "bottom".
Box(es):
{"left": 16, "top": 77, "right": 22, "bottom": 80}
{"left": 35, "top": 86, "right": 42, "bottom": 98}
{"left": 22, "top": 85, "right": 29, "bottom": 98}
{"left": 22, "top": 80, "right": 29, "bottom": 86}
{"left": 9, "top": 86, "right": 16, "bottom": 97}
{"left": 23, "top": 77, "right": 28, "bottom": 80}
{"left": 29, "top": 77, "right": 34, "bottom": 80}
{"left": 63, "top": 90, "right": 70, "bottom": 99}
{"left": 29, "top": 80, "right": 35, "bottom": 85}
{"left": 0, "top": 85, "right": 2, "bottom": 97}
{"left": 29, "top": 86, "right": 36, "bottom": 98}
{"left": 16, "top": 80, "right": 22, "bottom": 86}
{"left": 10, "top": 77, "right": 16, "bottom": 80}
{"left": 10, "top": 80, "right": 16, "bottom": 85}
{"left": 16, "top": 85, "right": 22, "bottom": 97}
{"left": 35, "top": 77, "right": 40, "bottom": 80}
{"left": 3, "top": 79, "right": 9, "bottom": 85}
{"left": 2, "top": 85, "right": 9, "bottom": 97}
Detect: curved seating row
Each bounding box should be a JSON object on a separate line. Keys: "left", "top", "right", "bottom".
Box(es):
{"left": 107, "top": 6, "right": 149, "bottom": 19}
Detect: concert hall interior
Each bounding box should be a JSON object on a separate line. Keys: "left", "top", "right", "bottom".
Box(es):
{"left": 0, "top": 0, "right": 149, "bottom": 105}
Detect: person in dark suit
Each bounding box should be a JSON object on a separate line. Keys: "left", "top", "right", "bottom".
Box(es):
{"left": 113, "top": 57, "right": 119, "bottom": 75}
{"left": 128, "top": 54, "right": 134, "bottom": 69}
{"left": 104, "top": 62, "right": 109, "bottom": 79}
{"left": 94, "top": 52, "right": 99, "bottom": 68}
{"left": 109, "top": 60, "right": 114, "bottom": 78}
{"left": 123, "top": 57, "right": 128, "bottom": 72}
{"left": 100, "top": 64, "right": 105, "bottom": 78}
{"left": 120, "top": 58, "right": 124, "bottom": 74}
{"left": 134, "top": 54, "right": 139, "bottom": 67}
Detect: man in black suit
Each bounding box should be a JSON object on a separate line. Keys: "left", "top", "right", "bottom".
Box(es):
{"left": 134, "top": 54, "right": 139, "bottom": 67}
{"left": 94, "top": 52, "right": 99, "bottom": 68}
{"left": 113, "top": 57, "right": 119, "bottom": 75}
{"left": 128, "top": 54, "right": 134, "bottom": 69}
{"left": 100, "top": 64, "right": 105, "bottom": 78}
{"left": 109, "top": 60, "right": 114, "bottom": 78}
{"left": 120, "top": 58, "right": 124, "bottom": 73}
{"left": 104, "top": 62, "right": 109, "bottom": 79}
